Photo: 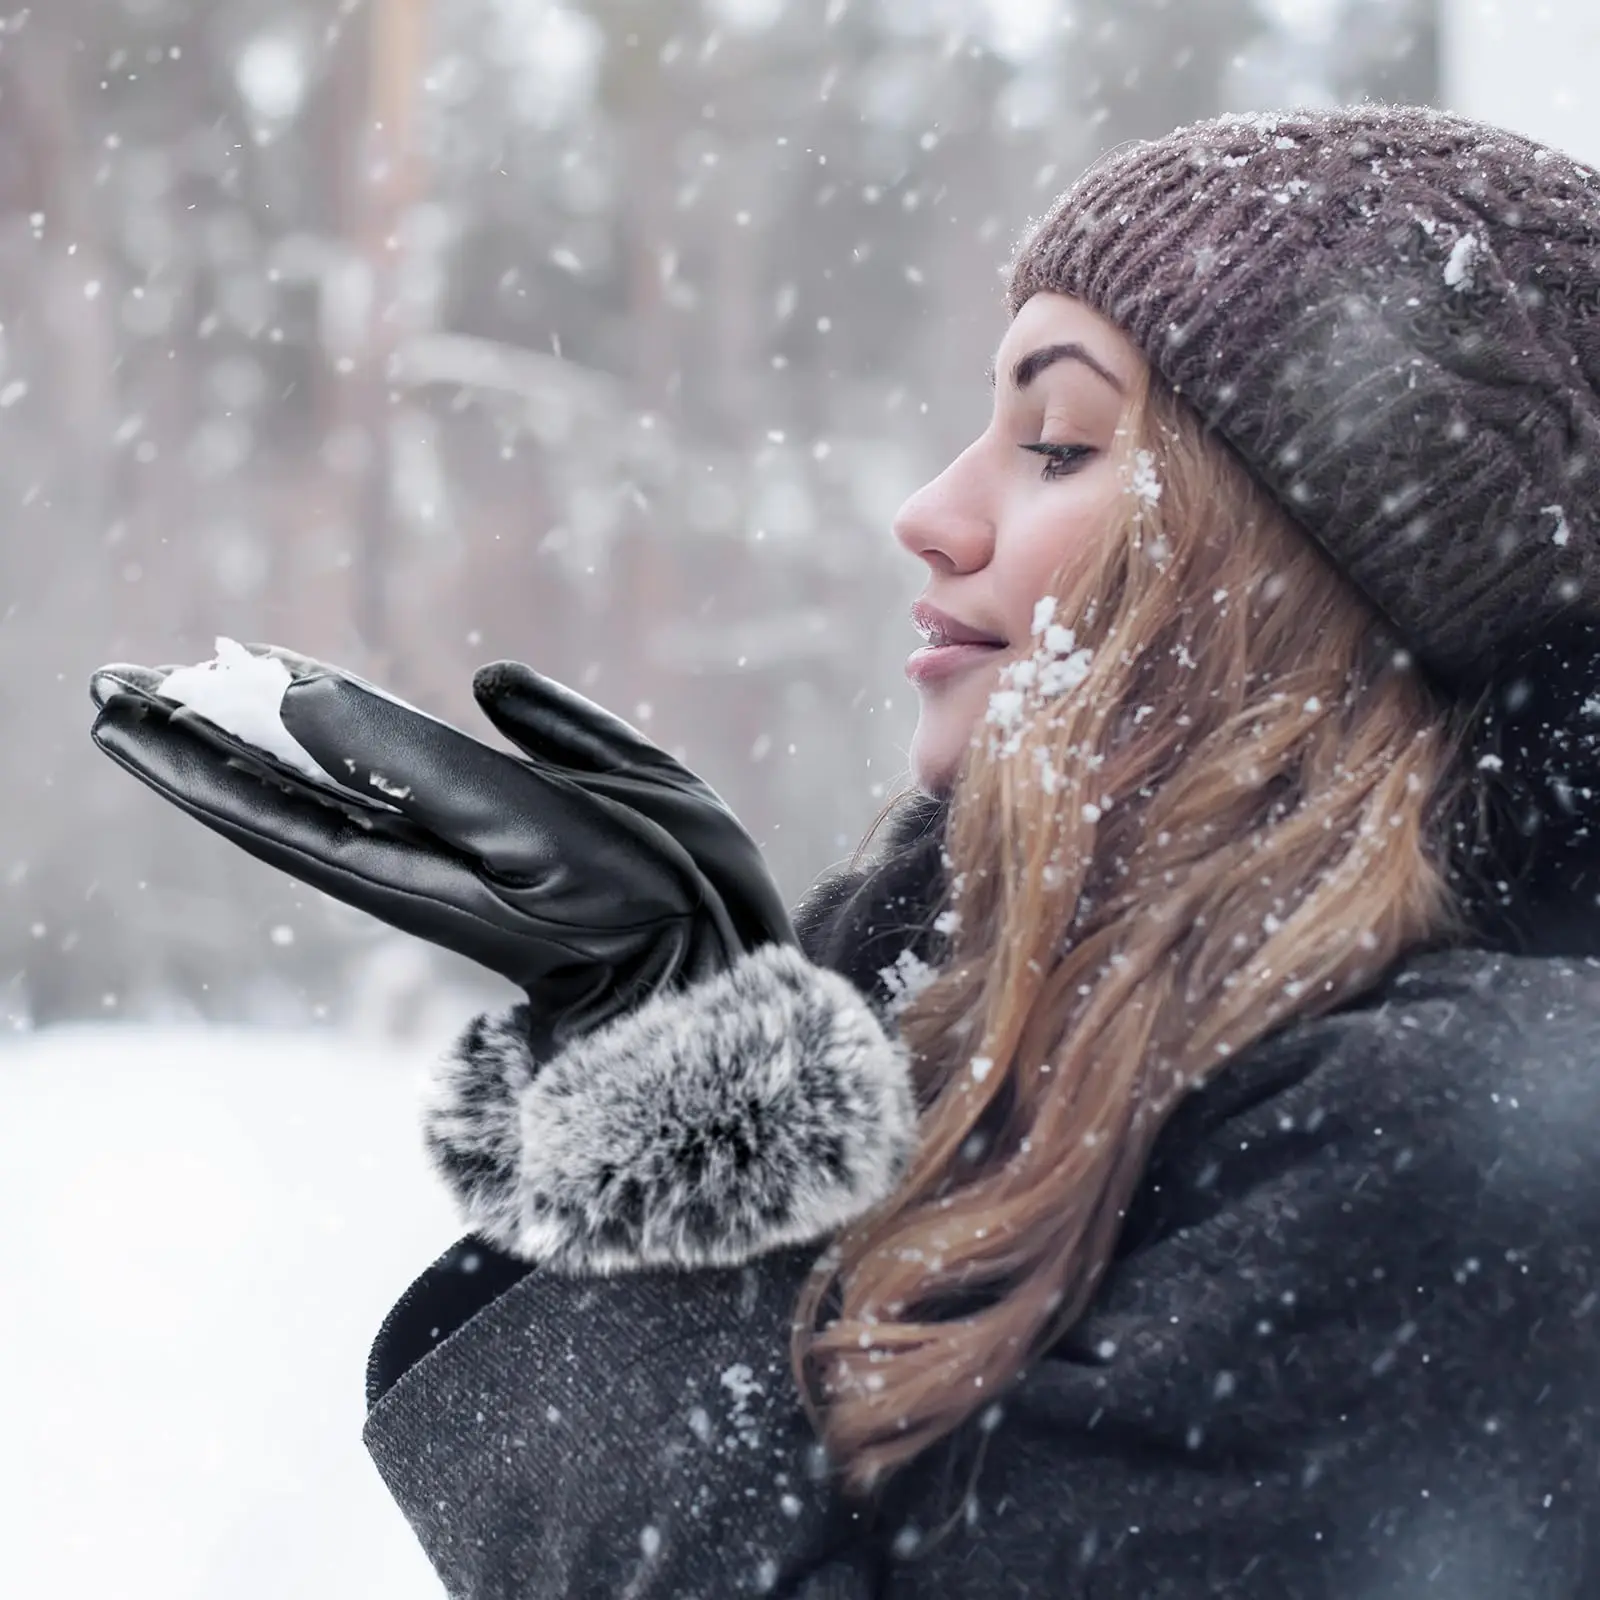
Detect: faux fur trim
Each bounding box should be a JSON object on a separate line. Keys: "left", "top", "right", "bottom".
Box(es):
{"left": 422, "top": 945, "right": 917, "bottom": 1274}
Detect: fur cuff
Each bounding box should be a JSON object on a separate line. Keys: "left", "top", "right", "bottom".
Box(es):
{"left": 422, "top": 944, "right": 917, "bottom": 1274}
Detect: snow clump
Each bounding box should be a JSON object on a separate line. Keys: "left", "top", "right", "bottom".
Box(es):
{"left": 1128, "top": 448, "right": 1163, "bottom": 507}
{"left": 157, "top": 637, "right": 334, "bottom": 787}
{"left": 986, "top": 596, "right": 1095, "bottom": 757}
{"left": 1443, "top": 232, "right": 1482, "bottom": 291}
{"left": 878, "top": 947, "right": 937, "bottom": 1016}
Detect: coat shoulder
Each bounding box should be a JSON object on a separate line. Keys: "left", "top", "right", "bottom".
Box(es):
{"left": 1127, "top": 944, "right": 1600, "bottom": 1270}
{"left": 888, "top": 949, "right": 1600, "bottom": 1596}
{"left": 1309, "top": 946, "right": 1600, "bottom": 1211}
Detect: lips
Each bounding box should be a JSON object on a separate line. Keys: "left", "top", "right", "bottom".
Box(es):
{"left": 906, "top": 601, "right": 1008, "bottom": 690}
{"left": 910, "top": 601, "right": 1007, "bottom": 649}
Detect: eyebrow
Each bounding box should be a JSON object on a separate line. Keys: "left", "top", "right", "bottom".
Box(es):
{"left": 988, "top": 342, "right": 1125, "bottom": 395}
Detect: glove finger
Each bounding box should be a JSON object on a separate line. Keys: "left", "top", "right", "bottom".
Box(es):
{"left": 93, "top": 650, "right": 392, "bottom": 812}
{"left": 102, "top": 661, "right": 732, "bottom": 965}
{"left": 93, "top": 669, "right": 401, "bottom": 817}
{"left": 92, "top": 687, "right": 436, "bottom": 846}
{"left": 90, "top": 662, "right": 186, "bottom": 711}
{"left": 472, "top": 662, "right": 742, "bottom": 907}
{"left": 243, "top": 644, "right": 430, "bottom": 715}
{"left": 92, "top": 643, "right": 335, "bottom": 715}
{"left": 91, "top": 693, "right": 590, "bottom": 990}
{"left": 474, "top": 663, "right": 794, "bottom": 950}
{"left": 281, "top": 673, "right": 696, "bottom": 922}
{"left": 473, "top": 662, "right": 719, "bottom": 800}
{"left": 579, "top": 776, "right": 796, "bottom": 951}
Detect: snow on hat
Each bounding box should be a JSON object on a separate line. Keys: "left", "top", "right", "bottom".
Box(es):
{"left": 1009, "top": 103, "right": 1600, "bottom": 692}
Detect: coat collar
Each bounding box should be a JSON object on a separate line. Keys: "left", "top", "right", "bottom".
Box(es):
{"left": 793, "top": 790, "right": 952, "bottom": 1012}
{"left": 801, "top": 775, "right": 1600, "bottom": 1003}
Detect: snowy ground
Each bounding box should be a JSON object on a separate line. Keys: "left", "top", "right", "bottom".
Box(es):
{"left": 0, "top": 1019, "right": 471, "bottom": 1598}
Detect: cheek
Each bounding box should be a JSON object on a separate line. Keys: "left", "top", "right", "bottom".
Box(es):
{"left": 995, "top": 483, "right": 1121, "bottom": 632}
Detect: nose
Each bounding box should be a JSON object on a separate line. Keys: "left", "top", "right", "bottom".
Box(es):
{"left": 891, "top": 444, "right": 995, "bottom": 575}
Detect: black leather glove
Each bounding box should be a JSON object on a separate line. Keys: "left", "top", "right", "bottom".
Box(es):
{"left": 470, "top": 661, "right": 794, "bottom": 956}
{"left": 89, "top": 648, "right": 792, "bottom": 1046}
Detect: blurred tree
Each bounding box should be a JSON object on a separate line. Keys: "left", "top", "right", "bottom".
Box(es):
{"left": 3, "top": 0, "right": 1440, "bottom": 1026}
{"left": 1065, "top": 0, "right": 1271, "bottom": 150}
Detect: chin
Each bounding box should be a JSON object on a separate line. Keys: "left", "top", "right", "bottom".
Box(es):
{"left": 909, "top": 723, "right": 968, "bottom": 798}
{"left": 909, "top": 671, "right": 995, "bottom": 796}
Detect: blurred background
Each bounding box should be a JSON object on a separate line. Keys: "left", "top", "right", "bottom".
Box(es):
{"left": 0, "top": 0, "right": 1592, "bottom": 1594}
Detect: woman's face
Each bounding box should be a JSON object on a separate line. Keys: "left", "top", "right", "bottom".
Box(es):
{"left": 894, "top": 292, "right": 1145, "bottom": 794}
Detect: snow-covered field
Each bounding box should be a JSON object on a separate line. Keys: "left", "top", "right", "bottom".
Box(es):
{"left": 0, "top": 1020, "right": 469, "bottom": 1598}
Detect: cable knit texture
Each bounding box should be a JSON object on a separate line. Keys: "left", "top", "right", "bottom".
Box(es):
{"left": 421, "top": 942, "right": 916, "bottom": 1274}
{"left": 1009, "top": 104, "right": 1600, "bottom": 684}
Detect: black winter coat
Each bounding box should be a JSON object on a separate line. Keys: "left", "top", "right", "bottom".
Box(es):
{"left": 362, "top": 801, "right": 1600, "bottom": 1597}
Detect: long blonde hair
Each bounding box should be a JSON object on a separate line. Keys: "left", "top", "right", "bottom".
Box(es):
{"left": 793, "top": 369, "right": 1472, "bottom": 1496}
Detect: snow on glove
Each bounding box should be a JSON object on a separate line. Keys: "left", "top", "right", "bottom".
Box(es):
{"left": 88, "top": 642, "right": 775, "bottom": 1046}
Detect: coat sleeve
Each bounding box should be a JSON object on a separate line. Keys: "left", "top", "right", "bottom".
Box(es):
{"left": 365, "top": 946, "right": 909, "bottom": 1598}
{"left": 374, "top": 949, "right": 1600, "bottom": 1599}
{"left": 418, "top": 942, "right": 918, "bottom": 1272}
{"left": 362, "top": 1242, "right": 885, "bottom": 1600}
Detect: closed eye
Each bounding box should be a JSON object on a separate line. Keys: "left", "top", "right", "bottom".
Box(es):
{"left": 1021, "top": 442, "right": 1095, "bottom": 482}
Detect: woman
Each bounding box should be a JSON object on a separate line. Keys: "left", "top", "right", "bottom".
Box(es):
{"left": 92, "top": 104, "right": 1600, "bottom": 1596}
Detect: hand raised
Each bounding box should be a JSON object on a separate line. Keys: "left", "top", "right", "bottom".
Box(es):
{"left": 90, "top": 646, "right": 753, "bottom": 1043}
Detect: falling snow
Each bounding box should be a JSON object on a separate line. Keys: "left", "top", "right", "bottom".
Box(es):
{"left": 12, "top": 0, "right": 1504, "bottom": 1592}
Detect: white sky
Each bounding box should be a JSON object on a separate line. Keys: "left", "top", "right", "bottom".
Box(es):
{"left": 1441, "top": 0, "right": 1600, "bottom": 166}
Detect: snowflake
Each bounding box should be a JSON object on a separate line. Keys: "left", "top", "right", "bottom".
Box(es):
{"left": 719, "top": 1362, "right": 766, "bottom": 1450}
{"left": 1443, "top": 232, "right": 1482, "bottom": 291}
{"left": 878, "top": 947, "right": 937, "bottom": 1016}
{"left": 986, "top": 615, "right": 1095, "bottom": 757}
{"left": 1128, "top": 448, "right": 1163, "bottom": 506}
{"left": 1038, "top": 648, "right": 1092, "bottom": 696}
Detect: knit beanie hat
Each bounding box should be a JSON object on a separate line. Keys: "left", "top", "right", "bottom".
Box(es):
{"left": 1008, "top": 103, "right": 1600, "bottom": 693}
